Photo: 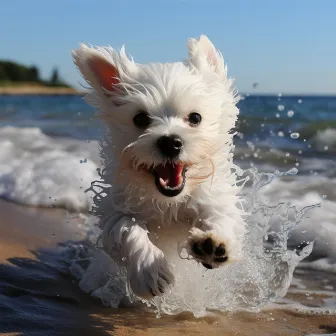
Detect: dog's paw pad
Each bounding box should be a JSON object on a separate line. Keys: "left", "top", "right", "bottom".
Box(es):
{"left": 215, "top": 244, "right": 226, "bottom": 256}
{"left": 189, "top": 234, "right": 229, "bottom": 269}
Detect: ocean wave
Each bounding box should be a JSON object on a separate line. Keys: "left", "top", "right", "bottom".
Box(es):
{"left": 299, "top": 258, "right": 336, "bottom": 274}
{"left": 0, "top": 126, "right": 100, "bottom": 212}
{"left": 312, "top": 128, "right": 336, "bottom": 151}
{"left": 256, "top": 175, "right": 336, "bottom": 260}
{"left": 298, "top": 121, "right": 336, "bottom": 140}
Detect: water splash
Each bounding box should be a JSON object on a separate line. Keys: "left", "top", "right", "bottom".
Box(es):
{"left": 69, "top": 167, "right": 320, "bottom": 317}
{"left": 146, "top": 167, "right": 319, "bottom": 317}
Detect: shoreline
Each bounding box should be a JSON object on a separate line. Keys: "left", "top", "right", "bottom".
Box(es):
{"left": 0, "top": 86, "right": 86, "bottom": 96}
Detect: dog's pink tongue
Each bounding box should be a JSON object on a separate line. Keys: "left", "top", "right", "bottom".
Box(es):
{"left": 156, "top": 163, "right": 184, "bottom": 188}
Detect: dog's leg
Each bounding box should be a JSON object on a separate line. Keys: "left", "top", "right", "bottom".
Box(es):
{"left": 102, "top": 215, "right": 174, "bottom": 299}
{"left": 186, "top": 208, "right": 244, "bottom": 269}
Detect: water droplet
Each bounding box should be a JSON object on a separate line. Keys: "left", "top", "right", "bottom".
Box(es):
{"left": 278, "top": 93, "right": 282, "bottom": 97}
{"left": 277, "top": 105, "right": 285, "bottom": 111}
{"left": 87, "top": 140, "right": 91, "bottom": 143}
{"left": 290, "top": 132, "right": 300, "bottom": 139}
{"left": 80, "top": 160, "right": 83, "bottom": 163}
{"left": 322, "top": 194, "right": 327, "bottom": 200}
{"left": 298, "top": 99, "right": 302, "bottom": 104}
{"left": 132, "top": 217, "right": 136, "bottom": 222}
{"left": 295, "top": 162, "right": 300, "bottom": 167}
{"left": 301, "top": 230, "right": 307, "bottom": 233}
{"left": 287, "top": 110, "right": 294, "bottom": 117}
{"left": 298, "top": 150, "right": 302, "bottom": 154}
{"left": 78, "top": 112, "right": 82, "bottom": 116}
{"left": 276, "top": 113, "right": 280, "bottom": 118}
{"left": 324, "top": 146, "right": 329, "bottom": 151}
{"left": 264, "top": 235, "right": 268, "bottom": 241}
{"left": 278, "top": 131, "right": 284, "bottom": 137}
{"left": 285, "top": 152, "right": 290, "bottom": 157}
{"left": 287, "top": 167, "right": 298, "bottom": 175}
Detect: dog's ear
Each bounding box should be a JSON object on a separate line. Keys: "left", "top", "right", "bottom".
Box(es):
{"left": 187, "top": 35, "right": 226, "bottom": 76}
{"left": 72, "top": 44, "right": 120, "bottom": 92}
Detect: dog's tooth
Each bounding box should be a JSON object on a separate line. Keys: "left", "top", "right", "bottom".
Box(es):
{"left": 159, "top": 178, "right": 167, "bottom": 187}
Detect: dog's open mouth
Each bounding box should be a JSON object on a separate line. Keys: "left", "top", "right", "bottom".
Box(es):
{"left": 153, "top": 162, "right": 186, "bottom": 197}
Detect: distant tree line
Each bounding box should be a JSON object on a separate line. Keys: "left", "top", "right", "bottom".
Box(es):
{"left": 0, "top": 60, "right": 71, "bottom": 87}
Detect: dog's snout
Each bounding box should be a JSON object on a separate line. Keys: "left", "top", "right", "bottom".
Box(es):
{"left": 157, "top": 134, "right": 183, "bottom": 158}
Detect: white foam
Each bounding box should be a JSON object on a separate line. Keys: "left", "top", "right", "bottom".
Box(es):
{"left": 312, "top": 128, "right": 336, "bottom": 151}
{"left": 0, "top": 126, "right": 100, "bottom": 212}
{"left": 299, "top": 258, "right": 336, "bottom": 274}
{"left": 257, "top": 175, "right": 336, "bottom": 260}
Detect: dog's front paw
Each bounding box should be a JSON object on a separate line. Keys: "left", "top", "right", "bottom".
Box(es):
{"left": 128, "top": 255, "right": 174, "bottom": 300}
{"left": 187, "top": 228, "right": 230, "bottom": 269}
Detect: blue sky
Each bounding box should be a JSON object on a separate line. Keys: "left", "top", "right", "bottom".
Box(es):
{"left": 1, "top": 0, "right": 335, "bottom": 94}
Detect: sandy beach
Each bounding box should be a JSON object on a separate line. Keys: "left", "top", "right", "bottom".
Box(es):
{"left": 0, "top": 85, "right": 84, "bottom": 96}
{"left": 0, "top": 199, "right": 335, "bottom": 336}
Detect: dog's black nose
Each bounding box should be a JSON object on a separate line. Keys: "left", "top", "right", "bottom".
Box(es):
{"left": 157, "top": 134, "right": 183, "bottom": 158}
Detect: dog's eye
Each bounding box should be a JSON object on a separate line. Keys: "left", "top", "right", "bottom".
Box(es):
{"left": 188, "top": 112, "right": 202, "bottom": 126}
{"left": 133, "top": 111, "right": 151, "bottom": 128}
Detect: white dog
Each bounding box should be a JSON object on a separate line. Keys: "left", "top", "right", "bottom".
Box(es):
{"left": 72, "top": 35, "right": 246, "bottom": 300}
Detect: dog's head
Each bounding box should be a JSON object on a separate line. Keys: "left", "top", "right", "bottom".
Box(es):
{"left": 73, "top": 35, "right": 239, "bottom": 205}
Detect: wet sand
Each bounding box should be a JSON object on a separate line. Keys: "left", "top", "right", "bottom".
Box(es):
{"left": 0, "top": 199, "right": 335, "bottom": 336}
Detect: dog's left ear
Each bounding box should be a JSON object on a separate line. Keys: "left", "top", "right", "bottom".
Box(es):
{"left": 72, "top": 44, "right": 120, "bottom": 93}
{"left": 187, "top": 35, "right": 226, "bottom": 76}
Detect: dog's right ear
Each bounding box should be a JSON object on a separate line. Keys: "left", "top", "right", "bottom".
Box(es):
{"left": 72, "top": 44, "right": 120, "bottom": 93}
{"left": 187, "top": 35, "right": 226, "bottom": 77}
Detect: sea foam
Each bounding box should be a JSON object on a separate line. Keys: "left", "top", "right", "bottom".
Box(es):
{"left": 0, "top": 126, "right": 100, "bottom": 212}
